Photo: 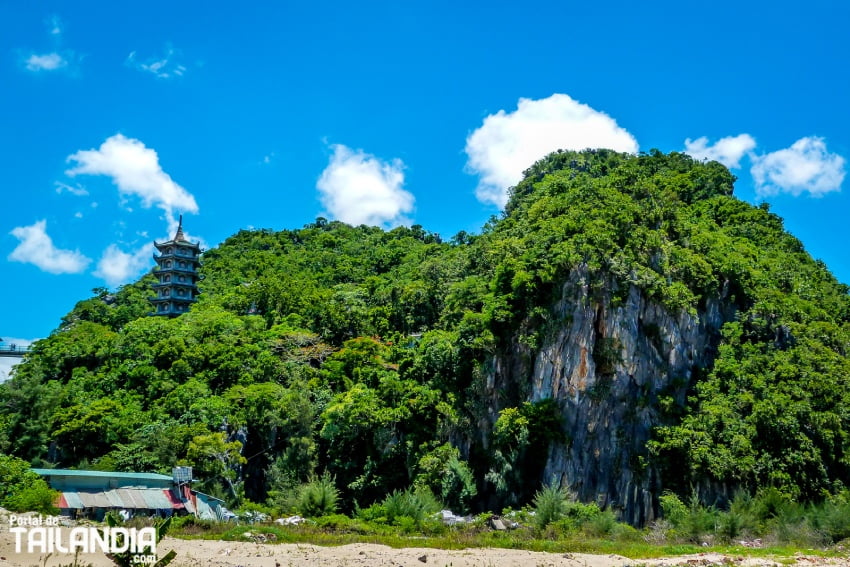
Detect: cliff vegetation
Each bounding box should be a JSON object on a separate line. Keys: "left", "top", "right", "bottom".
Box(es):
{"left": 2, "top": 149, "right": 849, "bottom": 528}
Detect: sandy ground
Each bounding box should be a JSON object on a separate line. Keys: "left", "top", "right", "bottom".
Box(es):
{"left": 1, "top": 511, "right": 848, "bottom": 567}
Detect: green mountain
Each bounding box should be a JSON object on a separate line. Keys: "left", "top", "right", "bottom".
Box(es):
{"left": 2, "top": 149, "right": 848, "bottom": 525}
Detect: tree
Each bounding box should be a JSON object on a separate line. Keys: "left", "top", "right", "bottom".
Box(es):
{"left": 187, "top": 432, "right": 247, "bottom": 502}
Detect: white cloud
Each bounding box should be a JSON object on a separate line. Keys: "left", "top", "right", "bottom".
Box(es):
{"left": 47, "top": 15, "right": 63, "bottom": 36}
{"left": 25, "top": 52, "right": 67, "bottom": 71}
{"left": 94, "top": 243, "right": 155, "bottom": 287}
{"left": 465, "top": 93, "right": 639, "bottom": 207}
{"left": 317, "top": 144, "right": 414, "bottom": 227}
{"left": 684, "top": 134, "right": 756, "bottom": 169}
{"left": 8, "top": 220, "right": 90, "bottom": 274}
{"left": 751, "top": 137, "right": 846, "bottom": 197}
{"left": 65, "top": 134, "right": 198, "bottom": 226}
{"left": 126, "top": 46, "right": 187, "bottom": 79}
{"left": 55, "top": 181, "right": 89, "bottom": 196}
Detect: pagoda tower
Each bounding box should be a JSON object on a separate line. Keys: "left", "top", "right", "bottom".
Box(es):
{"left": 150, "top": 216, "right": 201, "bottom": 316}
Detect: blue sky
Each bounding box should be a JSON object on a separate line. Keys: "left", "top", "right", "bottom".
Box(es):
{"left": 1, "top": 0, "right": 849, "bottom": 378}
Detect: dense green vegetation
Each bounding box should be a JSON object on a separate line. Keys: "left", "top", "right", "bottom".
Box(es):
{"left": 165, "top": 487, "right": 850, "bottom": 552}
{"left": 0, "top": 453, "right": 58, "bottom": 513}
{"left": 1, "top": 149, "right": 848, "bottom": 527}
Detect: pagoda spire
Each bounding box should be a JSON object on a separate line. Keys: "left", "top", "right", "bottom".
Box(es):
{"left": 174, "top": 214, "right": 186, "bottom": 242}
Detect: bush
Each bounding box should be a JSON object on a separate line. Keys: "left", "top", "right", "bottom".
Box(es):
{"left": 3, "top": 484, "right": 59, "bottom": 514}
{"left": 314, "top": 514, "right": 373, "bottom": 533}
{"left": 659, "top": 490, "right": 716, "bottom": 543}
{"left": 414, "top": 444, "right": 477, "bottom": 513}
{"left": 753, "top": 487, "right": 791, "bottom": 523}
{"left": 717, "top": 491, "right": 756, "bottom": 541}
{"left": 440, "top": 456, "right": 477, "bottom": 513}
{"left": 355, "top": 501, "right": 388, "bottom": 523}
{"left": 170, "top": 514, "right": 216, "bottom": 532}
{"left": 296, "top": 472, "right": 339, "bottom": 518}
{"left": 585, "top": 509, "right": 617, "bottom": 537}
{"left": 609, "top": 522, "right": 642, "bottom": 542}
{"left": 682, "top": 492, "right": 716, "bottom": 543}
{"left": 659, "top": 491, "right": 688, "bottom": 527}
{"left": 810, "top": 498, "right": 850, "bottom": 544}
{"left": 532, "top": 482, "right": 569, "bottom": 530}
{"left": 0, "top": 454, "right": 58, "bottom": 514}
{"left": 382, "top": 487, "right": 441, "bottom": 527}
{"left": 717, "top": 510, "right": 746, "bottom": 541}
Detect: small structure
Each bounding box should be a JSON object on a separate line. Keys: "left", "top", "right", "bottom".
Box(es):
{"left": 32, "top": 469, "right": 184, "bottom": 520}
{"left": 31, "top": 467, "right": 232, "bottom": 521}
{"left": 150, "top": 216, "right": 202, "bottom": 317}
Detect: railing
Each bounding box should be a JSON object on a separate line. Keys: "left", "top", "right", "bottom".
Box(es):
{"left": 0, "top": 344, "right": 32, "bottom": 357}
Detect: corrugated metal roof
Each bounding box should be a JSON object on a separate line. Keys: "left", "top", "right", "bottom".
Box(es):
{"left": 193, "top": 492, "right": 225, "bottom": 520}
{"left": 57, "top": 488, "right": 182, "bottom": 510}
{"left": 32, "top": 469, "right": 172, "bottom": 481}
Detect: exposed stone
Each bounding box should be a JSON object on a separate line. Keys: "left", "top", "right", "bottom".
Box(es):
{"left": 483, "top": 266, "right": 734, "bottom": 525}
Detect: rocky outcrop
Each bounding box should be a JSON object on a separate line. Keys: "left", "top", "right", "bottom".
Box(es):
{"left": 484, "top": 267, "right": 734, "bottom": 525}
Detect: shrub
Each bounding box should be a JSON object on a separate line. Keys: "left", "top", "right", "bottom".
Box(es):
{"left": 681, "top": 492, "right": 716, "bottom": 543}
{"left": 0, "top": 454, "right": 58, "bottom": 514}
{"left": 753, "top": 487, "right": 791, "bottom": 523}
{"left": 659, "top": 491, "right": 688, "bottom": 527}
{"left": 440, "top": 455, "right": 477, "bottom": 513}
{"left": 413, "top": 444, "right": 477, "bottom": 514}
{"left": 296, "top": 472, "right": 339, "bottom": 517}
{"left": 3, "top": 483, "right": 59, "bottom": 514}
{"left": 170, "top": 514, "right": 216, "bottom": 532}
{"left": 810, "top": 498, "right": 850, "bottom": 544}
{"left": 355, "top": 501, "right": 388, "bottom": 523}
{"left": 659, "top": 490, "right": 716, "bottom": 543}
{"left": 609, "top": 522, "right": 642, "bottom": 542}
{"left": 314, "top": 514, "right": 373, "bottom": 534}
{"left": 717, "top": 491, "right": 756, "bottom": 541}
{"left": 532, "top": 482, "right": 569, "bottom": 530}
{"left": 717, "top": 510, "right": 745, "bottom": 541}
{"left": 585, "top": 509, "right": 617, "bottom": 537}
{"left": 382, "top": 487, "right": 441, "bottom": 526}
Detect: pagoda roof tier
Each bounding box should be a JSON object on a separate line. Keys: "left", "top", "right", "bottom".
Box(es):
{"left": 154, "top": 239, "right": 201, "bottom": 252}
{"left": 153, "top": 265, "right": 201, "bottom": 276}
{"left": 153, "top": 216, "right": 201, "bottom": 251}
{"left": 150, "top": 303, "right": 193, "bottom": 317}
{"left": 151, "top": 281, "right": 199, "bottom": 289}
{"left": 152, "top": 253, "right": 201, "bottom": 265}
{"left": 150, "top": 296, "right": 197, "bottom": 304}
{"left": 154, "top": 248, "right": 200, "bottom": 258}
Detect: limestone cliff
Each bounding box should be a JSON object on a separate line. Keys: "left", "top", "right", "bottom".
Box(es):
{"left": 484, "top": 266, "right": 735, "bottom": 525}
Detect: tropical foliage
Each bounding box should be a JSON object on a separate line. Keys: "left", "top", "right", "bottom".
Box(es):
{"left": 1, "top": 149, "right": 848, "bottom": 524}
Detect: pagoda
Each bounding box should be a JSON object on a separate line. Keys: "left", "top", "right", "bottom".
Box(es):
{"left": 150, "top": 216, "right": 201, "bottom": 316}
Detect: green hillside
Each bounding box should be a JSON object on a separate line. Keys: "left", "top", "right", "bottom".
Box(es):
{"left": 2, "top": 149, "right": 848, "bottom": 524}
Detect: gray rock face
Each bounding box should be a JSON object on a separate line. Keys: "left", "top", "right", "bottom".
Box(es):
{"left": 484, "top": 267, "right": 733, "bottom": 525}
